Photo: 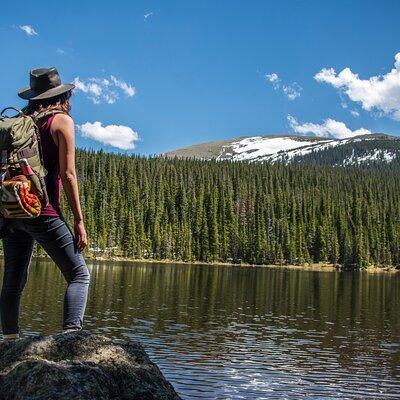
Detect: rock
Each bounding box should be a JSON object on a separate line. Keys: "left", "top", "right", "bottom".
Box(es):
{"left": 0, "top": 330, "right": 182, "bottom": 400}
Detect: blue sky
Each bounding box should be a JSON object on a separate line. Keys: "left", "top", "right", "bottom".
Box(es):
{"left": 1, "top": 0, "right": 400, "bottom": 155}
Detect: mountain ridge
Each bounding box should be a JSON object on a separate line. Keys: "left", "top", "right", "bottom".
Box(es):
{"left": 162, "top": 133, "right": 399, "bottom": 166}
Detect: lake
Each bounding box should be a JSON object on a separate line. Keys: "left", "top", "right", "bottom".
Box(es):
{"left": 0, "top": 259, "right": 399, "bottom": 399}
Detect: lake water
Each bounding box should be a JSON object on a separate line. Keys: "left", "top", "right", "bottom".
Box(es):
{"left": 0, "top": 259, "right": 399, "bottom": 399}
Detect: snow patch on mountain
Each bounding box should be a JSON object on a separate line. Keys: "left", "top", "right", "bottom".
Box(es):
{"left": 217, "top": 137, "right": 324, "bottom": 161}
{"left": 215, "top": 135, "right": 397, "bottom": 165}
{"left": 343, "top": 149, "right": 396, "bottom": 165}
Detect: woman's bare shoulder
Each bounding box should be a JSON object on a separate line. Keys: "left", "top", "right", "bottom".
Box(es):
{"left": 51, "top": 113, "right": 74, "bottom": 133}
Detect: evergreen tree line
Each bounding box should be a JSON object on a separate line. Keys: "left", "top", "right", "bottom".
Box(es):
{"left": 57, "top": 150, "right": 400, "bottom": 269}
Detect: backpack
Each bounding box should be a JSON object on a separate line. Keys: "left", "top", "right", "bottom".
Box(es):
{"left": 0, "top": 107, "right": 63, "bottom": 218}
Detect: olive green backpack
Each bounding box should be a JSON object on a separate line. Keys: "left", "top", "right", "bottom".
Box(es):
{"left": 0, "top": 107, "right": 64, "bottom": 218}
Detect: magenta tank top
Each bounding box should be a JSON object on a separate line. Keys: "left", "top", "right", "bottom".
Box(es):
{"left": 37, "top": 115, "right": 62, "bottom": 216}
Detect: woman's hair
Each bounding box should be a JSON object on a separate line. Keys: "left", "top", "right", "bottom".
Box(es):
{"left": 23, "top": 90, "right": 72, "bottom": 116}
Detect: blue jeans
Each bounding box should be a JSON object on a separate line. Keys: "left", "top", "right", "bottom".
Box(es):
{"left": 0, "top": 215, "right": 90, "bottom": 335}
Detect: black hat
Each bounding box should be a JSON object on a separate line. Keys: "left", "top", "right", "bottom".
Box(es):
{"left": 18, "top": 67, "right": 75, "bottom": 100}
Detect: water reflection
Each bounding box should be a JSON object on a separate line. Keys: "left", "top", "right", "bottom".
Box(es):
{"left": 1, "top": 259, "right": 399, "bottom": 399}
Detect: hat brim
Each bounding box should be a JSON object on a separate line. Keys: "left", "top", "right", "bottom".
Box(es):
{"left": 18, "top": 83, "right": 75, "bottom": 100}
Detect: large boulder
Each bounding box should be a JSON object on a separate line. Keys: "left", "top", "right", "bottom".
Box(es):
{"left": 0, "top": 330, "right": 181, "bottom": 400}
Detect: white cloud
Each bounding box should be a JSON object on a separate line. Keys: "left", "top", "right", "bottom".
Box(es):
{"left": 283, "top": 83, "right": 302, "bottom": 100}
{"left": 73, "top": 76, "right": 136, "bottom": 104}
{"left": 19, "top": 25, "right": 37, "bottom": 36}
{"left": 287, "top": 115, "right": 371, "bottom": 139}
{"left": 73, "top": 77, "right": 105, "bottom": 103}
{"left": 315, "top": 52, "right": 400, "bottom": 120}
{"left": 78, "top": 121, "right": 139, "bottom": 150}
{"left": 144, "top": 12, "right": 154, "bottom": 20}
{"left": 57, "top": 48, "right": 67, "bottom": 54}
{"left": 265, "top": 73, "right": 280, "bottom": 87}
{"left": 265, "top": 72, "right": 302, "bottom": 100}
{"left": 110, "top": 75, "right": 136, "bottom": 97}
{"left": 350, "top": 110, "right": 360, "bottom": 117}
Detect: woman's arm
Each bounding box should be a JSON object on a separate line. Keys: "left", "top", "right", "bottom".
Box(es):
{"left": 51, "top": 114, "right": 88, "bottom": 251}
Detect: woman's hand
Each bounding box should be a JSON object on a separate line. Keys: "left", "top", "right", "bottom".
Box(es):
{"left": 74, "top": 219, "right": 88, "bottom": 252}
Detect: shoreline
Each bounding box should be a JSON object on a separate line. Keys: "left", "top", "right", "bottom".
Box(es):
{"left": 31, "top": 254, "right": 399, "bottom": 273}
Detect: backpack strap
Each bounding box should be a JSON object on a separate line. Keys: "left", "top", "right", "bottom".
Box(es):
{"left": 33, "top": 109, "right": 68, "bottom": 123}
{"left": 1, "top": 149, "right": 8, "bottom": 177}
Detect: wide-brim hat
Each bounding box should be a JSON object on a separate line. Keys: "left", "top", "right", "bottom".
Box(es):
{"left": 18, "top": 67, "right": 75, "bottom": 100}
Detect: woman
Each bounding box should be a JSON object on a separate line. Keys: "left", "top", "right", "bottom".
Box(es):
{"left": 0, "top": 67, "right": 90, "bottom": 340}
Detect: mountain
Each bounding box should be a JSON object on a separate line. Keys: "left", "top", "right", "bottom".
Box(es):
{"left": 163, "top": 133, "right": 400, "bottom": 166}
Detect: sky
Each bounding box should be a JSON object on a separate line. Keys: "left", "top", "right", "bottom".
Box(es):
{"left": 1, "top": 0, "right": 400, "bottom": 155}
